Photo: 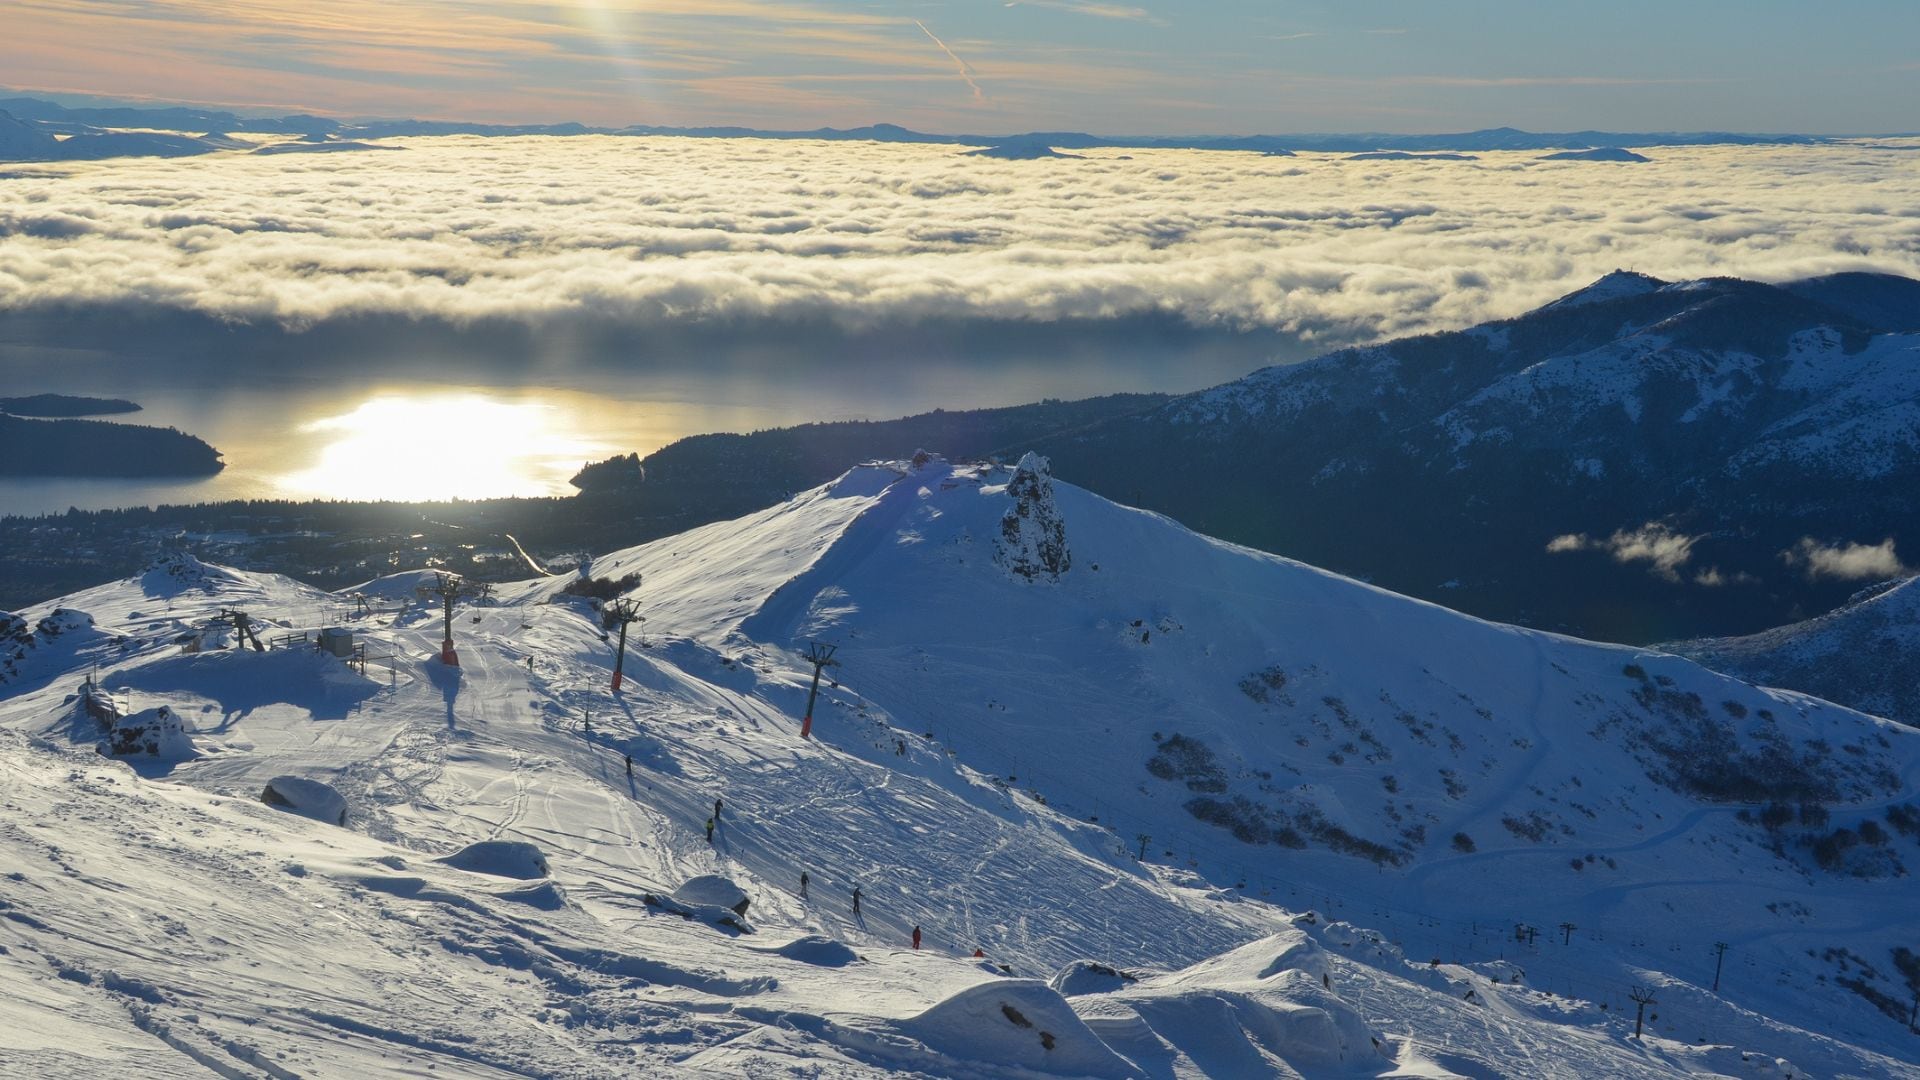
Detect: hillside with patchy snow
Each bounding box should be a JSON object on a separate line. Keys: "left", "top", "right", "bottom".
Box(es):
{"left": 1670, "top": 576, "right": 1920, "bottom": 729}
{"left": 2, "top": 465, "right": 1918, "bottom": 1077}
{"left": 1024, "top": 271, "right": 1920, "bottom": 644}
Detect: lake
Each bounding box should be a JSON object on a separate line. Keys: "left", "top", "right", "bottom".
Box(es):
{"left": 0, "top": 329, "right": 1281, "bottom": 517}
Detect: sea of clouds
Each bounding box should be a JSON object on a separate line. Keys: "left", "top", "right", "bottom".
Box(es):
{"left": 2, "top": 134, "right": 1917, "bottom": 349}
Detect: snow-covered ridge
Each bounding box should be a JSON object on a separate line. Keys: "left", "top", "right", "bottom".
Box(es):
{"left": 1671, "top": 575, "right": 1920, "bottom": 729}
{"left": 2, "top": 462, "right": 1917, "bottom": 1076}
{"left": 1540, "top": 269, "right": 1668, "bottom": 310}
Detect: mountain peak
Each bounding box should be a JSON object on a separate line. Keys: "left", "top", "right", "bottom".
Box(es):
{"left": 1540, "top": 269, "right": 1669, "bottom": 310}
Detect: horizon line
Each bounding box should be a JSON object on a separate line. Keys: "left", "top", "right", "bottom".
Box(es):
{"left": 8, "top": 87, "right": 1919, "bottom": 143}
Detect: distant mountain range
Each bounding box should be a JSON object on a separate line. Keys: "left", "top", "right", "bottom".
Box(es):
{"left": 0, "top": 94, "right": 1845, "bottom": 163}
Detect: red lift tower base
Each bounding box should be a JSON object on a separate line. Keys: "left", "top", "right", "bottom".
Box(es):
{"left": 441, "top": 639, "right": 460, "bottom": 666}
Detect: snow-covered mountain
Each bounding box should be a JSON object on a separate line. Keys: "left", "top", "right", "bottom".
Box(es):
{"left": 3, "top": 464, "right": 1918, "bottom": 1077}
{"left": 1670, "top": 576, "right": 1920, "bottom": 729}
{"left": 1030, "top": 271, "right": 1920, "bottom": 644}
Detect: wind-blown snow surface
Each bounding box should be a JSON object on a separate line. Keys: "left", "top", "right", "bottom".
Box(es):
{"left": 3, "top": 462, "right": 1918, "bottom": 1077}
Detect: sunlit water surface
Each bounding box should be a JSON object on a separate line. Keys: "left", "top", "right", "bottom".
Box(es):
{"left": 0, "top": 380, "right": 783, "bottom": 515}
{"left": 0, "top": 345, "right": 1253, "bottom": 515}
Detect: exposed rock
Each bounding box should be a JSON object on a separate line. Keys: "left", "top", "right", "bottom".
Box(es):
{"left": 103, "top": 705, "right": 192, "bottom": 758}
{"left": 996, "top": 452, "right": 1070, "bottom": 582}
{"left": 261, "top": 775, "right": 350, "bottom": 826}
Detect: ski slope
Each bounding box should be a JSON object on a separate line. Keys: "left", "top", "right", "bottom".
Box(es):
{"left": 2, "top": 462, "right": 1917, "bottom": 1078}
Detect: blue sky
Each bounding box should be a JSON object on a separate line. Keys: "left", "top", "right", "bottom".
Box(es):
{"left": 5, "top": 0, "right": 1917, "bottom": 132}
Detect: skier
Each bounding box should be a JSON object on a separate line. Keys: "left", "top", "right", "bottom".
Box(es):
{"left": 704, "top": 817, "right": 715, "bottom": 844}
{"left": 624, "top": 753, "right": 633, "bottom": 777}
{"left": 912, "top": 926, "right": 922, "bottom": 950}
{"left": 851, "top": 886, "right": 862, "bottom": 917}
{"left": 973, "top": 948, "right": 985, "bottom": 958}
{"left": 714, "top": 797, "right": 723, "bottom": 821}
{"left": 800, "top": 871, "right": 810, "bottom": 900}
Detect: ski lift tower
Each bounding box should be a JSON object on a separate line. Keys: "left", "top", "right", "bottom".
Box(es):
{"left": 210, "top": 607, "right": 266, "bottom": 652}
{"left": 799, "top": 642, "right": 838, "bottom": 739}
{"left": 605, "top": 595, "right": 644, "bottom": 693}
{"left": 415, "top": 571, "right": 489, "bottom": 667}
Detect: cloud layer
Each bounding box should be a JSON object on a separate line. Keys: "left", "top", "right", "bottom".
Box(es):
{"left": 1781, "top": 538, "right": 1912, "bottom": 581}
{"left": 1548, "top": 524, "right": 1702, "bottom": 582}
{"left": 2, "top": 136, "right": 1918, "bottom": 349}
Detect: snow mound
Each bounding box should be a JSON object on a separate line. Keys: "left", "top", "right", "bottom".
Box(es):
{"left": 1079, "top": 930, "right": 1388, "bottom": 1075}
{"left": 437, "top": 840, "right": 549, "bottom": 879}
{"left": 1049, "top": 960, "right": 1141, "bottom": 997}
{"left": 899, "top": 980, "right": 1135, "bottom": 1078}
{"left": 35, "top": 607, "right": 95, "bottom": 637}
{"left": 830, "top": 463, "right": 906, "bottom": 498}
{"left": 345, "top": 568, "right": 454, "bottom": 603}
{"left": 753, "top": 935, "right": 859, "bottom": 966}
{"left": 672, "top": 873, "right": 750, "bottom": 916}
{"left": 261, "top": 775, "right": 349, "bottom": 826}
{"left": 494, "top": 881, "right": 568, "bottom": 910}
{"left": 138, "top": 552, "right": 241, "bottom": 597}
{"left": 641, "top": 891, "right": 754, "bottom": 933}
{"left": 102, "top": 705, "right": 193, "bottom": 759}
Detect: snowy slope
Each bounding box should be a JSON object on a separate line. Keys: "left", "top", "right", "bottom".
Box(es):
{"left": 2, "top": 465, "right": 1918, "bottom": 1077}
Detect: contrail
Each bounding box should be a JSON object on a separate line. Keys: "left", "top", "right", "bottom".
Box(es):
{"left": 914, "top": 19, "right": 985, "bottom": 102}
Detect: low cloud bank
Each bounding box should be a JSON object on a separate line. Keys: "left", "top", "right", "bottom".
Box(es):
{"left": 1548, "top": 523, "right": 1702, "bottom": 582}
{"left": 1781, "top": 537, "right": 1912, "bottom": 581}
{"left": 1, "top": 136, "right": 1917, "bottom": 343}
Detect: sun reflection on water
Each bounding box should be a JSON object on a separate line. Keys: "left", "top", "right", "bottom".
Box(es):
{"left": 279, "top": 393, "right": 614, "bottom": 502}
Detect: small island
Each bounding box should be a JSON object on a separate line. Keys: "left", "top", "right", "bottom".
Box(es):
{"left": 1539, "top": 147, "right": 1651, "bottom": 163}
{"left": 0, "top": 414, "right": 224, "bottom": 478}
{"left": 1347, "top": 151, "right": 1480, "bottom": 161}
{"left": 0, "top": 393, "right": 143, "bottom": 418}
{"left": 962, "top": 140, "right": 1083, "bottom": 160}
